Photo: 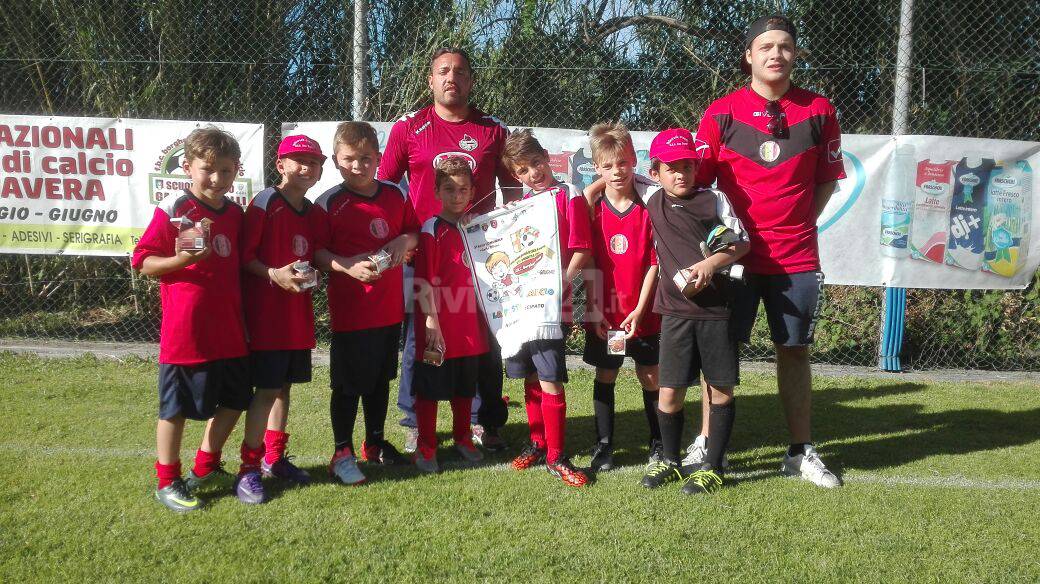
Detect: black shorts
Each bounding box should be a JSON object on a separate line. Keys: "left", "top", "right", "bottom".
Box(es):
{"left": 158, "top": 356, "right": 252, "bottom": 421}
{"left": 330, "top": 324, "right": 401, "bottom": 396}
{"left": 250, "top": 349, "right": 312, "bottom": 390}
{"left": 504, "top": 324, "right": 570, "bottom": 383}
{"left": 582, "top": 332, "right": 660, "bottom": 369}
{"left": 658, "top": 316, "right": 739, "bottom": 389}
{"left": 732, "top": 271, "right": 825, "bottom": 347}
{"left": 413, "top": 354, "right": 481, "bottom": 401}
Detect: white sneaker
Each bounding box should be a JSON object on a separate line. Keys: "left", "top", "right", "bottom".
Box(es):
{"left": 329, "top": 450, "right": 366, "bottom": 486}
{"left": 781, "top": 445, "right": 842, "bottom": 488}
{"left": 402, "top": 427, "right": 419, "bottom": 454}
{"left": 681, "top": 435, "right": 729, "bottom": 468}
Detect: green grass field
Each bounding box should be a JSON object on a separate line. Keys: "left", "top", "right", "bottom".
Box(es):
{"left": 2, "top": 352, "right": 1040, "bottom": 582}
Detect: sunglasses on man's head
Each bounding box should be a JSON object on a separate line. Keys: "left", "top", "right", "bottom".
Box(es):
{"left": 765, "top": 100, "right": 787, "bottom": 138}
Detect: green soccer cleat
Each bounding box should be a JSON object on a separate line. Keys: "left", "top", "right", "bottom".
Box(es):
{"left": 185, "top": 465, "right": 235, "bottom": 494}
{"left": 155, "top": 478, "right": 203, "bottom": 513}
{"left": 681, "top": 465, "right": 724, "bottom": 495}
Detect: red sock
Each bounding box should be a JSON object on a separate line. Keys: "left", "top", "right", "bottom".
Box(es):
{"left": 541, "top": 390, "right": 567, "bottom": 464}
{"left": 264, "top": 429, "right": 289, "bottom": 465}
{"left": 192, "top": 448, "right": 221, "bottom": 478}
{"left": 415, "top": 397, "right": 438, "bottom": 459}
{"left": 450, "top": 397, "right": 474, "bottom": 447}
{"left": 155, "top": 460, "right": 181, "bottom": 490}
{"left": 524, "top": 379, "right": 545, "bottom": 448}
{"left": 239, "top": 442, "right": 264, "bottom": 475}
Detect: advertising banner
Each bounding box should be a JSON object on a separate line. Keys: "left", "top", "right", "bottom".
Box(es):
{"left": 0, "top": 115, "right": 264, "bottom": 255}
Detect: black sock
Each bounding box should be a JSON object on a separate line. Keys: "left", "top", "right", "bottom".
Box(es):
{"left": 330, "top": 390, "right": 360, "bottom": 451}
{"left": 362, "top": 381, "right": 390, "bottom": 443}
{"left": 642, "top": 389, "right": 661, "bottom": 442}
{"left": 788, "top": 442, "right": 810, "bottom": 457}
{"left": 706, "top": 400, "right": 735, "bottom": 470}
{"left": 592, "top": 380, "right": 616, "bottom": 444}
{"left": 656, "top": 407, "right": 685, "bottom": 464}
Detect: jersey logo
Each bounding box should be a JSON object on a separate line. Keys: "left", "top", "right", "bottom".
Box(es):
{"left": 827, "top": 139, "right": 843, "bottom": 163}
{"left": 432, "top": 151, "right": 477, "bottom": 171}
{"left": 459, "top": 134, "right": 478, "bottom": 151}
{"left": 759, "top": 141, "right": 781, "bottom": 163}
{"left": 694, "top": 139, "right": 710, "bottom": 156}
{"left": 212, "top": 234, "right": 232, "bottom": 258}
{"left": 292, "top": 234, "right": 309, "bottom": 256}
{"left": 369, "top": 218, "right": 390, "bottom": 239}
{"left": 414, "top": 120, "right": 431, "bottom": 135}
{"left": 609, "top": 234, "right": 629, "bottom": 254}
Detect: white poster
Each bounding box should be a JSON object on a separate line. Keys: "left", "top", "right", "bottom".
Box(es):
{"left": 0, "top": 115, "right": 265, "bottom": 255}
{"left": 288, "top": 121, "right": 1040, "bottom": 290}
{"left": 461, "top": 193, "right": 563, "bottom": 359}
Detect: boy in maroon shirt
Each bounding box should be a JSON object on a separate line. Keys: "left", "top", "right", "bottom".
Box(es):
{"left": 411, "top": 158, "right": 489, "bottom": 472}
{"left": 582, "top": 123, "right": 663, "bottom": 473}
{"left": 234, "top": 134, "right": 326, "bottom": 504}
{"left": 132, "top": 127, "right": 250, "bottom": 513}
{"left": 499, "top": 129, "right": 592, "bottom": 487}
{"left": 313, "top": 122, "right": 420, "bottom": 485}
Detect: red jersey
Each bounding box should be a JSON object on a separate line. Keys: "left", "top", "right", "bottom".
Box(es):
{"left": 131, "top": 191, "right": 247, "bottom": 365}
{"left": 696, "top": 85, "right": 846, "bottom": 274}
{"left": 414, "top": 216, "right": 488, "bottom": 359}
{"left": 378, "top": 105, "right": 518, "bottom": 223}
{"left": 313, "top": 180, "right": 420, "bottom": 332}
{"left": 240, "top": 187, "right": 317, "bottom": 351}
{"left": 524, "top": 183, "right": 592, "bottom": 323}
{"left": 587, "top": 195, "right": 661, "bottom": 337}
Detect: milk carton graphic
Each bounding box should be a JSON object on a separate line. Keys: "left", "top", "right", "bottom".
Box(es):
{"left": 983, "top": 161, "right": 1032, "bottom": 277}
{"left": 946, "top": 157, "right": 995, "bottom": 270}
{"left": 569, "top": 147, "right": 597, "bottom": 192}
{"left": 880, "top": 144, "right": 917, "bottom": 257}
{"left": 909, "top": 160, "right": 957, "bottom": 264}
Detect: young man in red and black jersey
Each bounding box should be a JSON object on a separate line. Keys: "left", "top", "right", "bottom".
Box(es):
{"left": 693, "top": 15, "right": 845, "bottom": 488}
{"left": 234, "top": 134, "right": 326, "bottom": 504}
{"left": 313, "top": 122, "right": 420, "bottom": 486}
{"left": 379, "top": 48, "right": 521, "bottom": 453}
{"left": 133, "top": 127, "right": 251, "bottom": 513}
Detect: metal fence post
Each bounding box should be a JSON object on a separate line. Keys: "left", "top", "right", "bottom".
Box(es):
{"left": 879, "top": 0, "right": 915, "bottom": 372}
{"left": 352, "top": 0, "right": 369, "bottom": 121}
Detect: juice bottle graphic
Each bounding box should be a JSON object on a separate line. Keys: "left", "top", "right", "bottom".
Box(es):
{"left": 983, "top": 160, "right": 1032, "bottom": 277}
{"left": 569, "top": 147, "right": 597, "bottom": 192}
{"left": 946, "top": 157, "right": 995, "bottom": 270}
{"left": 909, "top": 160, "right": 957, "bottom": 264}
{"left": 880, "top": 144, "right": 916, "bottom": 257}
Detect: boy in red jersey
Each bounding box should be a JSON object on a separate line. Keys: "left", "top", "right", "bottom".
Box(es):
{"left": 313, "top": 122, "right": 420, "bottom": 485}
{"left": 234, "top": 134, "right": 325, "bottom": 504}
{"left": 499, "top": 129, "right": 593, "bottom": 487}
{"left": 581, "top": 123, "right": 662, "bottom": 473}
{"left": 411, "top": 158, "right": 489, "bottom": 472}
{"left": 132, "top": 127, "right": 251, "bottom": 512}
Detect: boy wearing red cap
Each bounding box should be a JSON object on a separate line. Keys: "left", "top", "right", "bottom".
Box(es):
{"left": 639, "top": 128, "right": 749, "bottom": 495}
{"left": 233, "top": 134, "right": 326, "bottom": 503}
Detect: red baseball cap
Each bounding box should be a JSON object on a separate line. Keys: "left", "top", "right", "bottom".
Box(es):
{"left": 277, "top": 134, "right": 326, "bottom": 162}
{"left": 648, "top": 128, "right": 706, "bottom": 163}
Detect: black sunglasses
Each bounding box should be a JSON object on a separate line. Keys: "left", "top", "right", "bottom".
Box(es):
{"left": 765, "top": 100, "right": 787, "bottom": 138}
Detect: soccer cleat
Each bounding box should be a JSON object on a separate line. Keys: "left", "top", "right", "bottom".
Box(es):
{"left": 234, "top": 470, "right": 267, "bottom": 505}
{"left": 511, "top": 442, "right": 546, "bottom": 471}
{"left": 681, "top": 435, "right": 729, "bottom": 468}
{"left": 545, "top": 456, "right": 589, "bottom": 487}
{"left": 681, "top": 464, "right": 724, "bottom": 495}
{"left": 402, "top": 427, "right": 419, "bottom": 455}
{"left": 415, "top": 452, "right": 439, "bottom": 474}
{"left": 640, "top": 461, "right": 683, "bottom": 489}
{"left": 328, "top": 448, "right": 367, "bottom": 486}
{"left": 360, "top": 439, "right": 409, "bottom": 466}
{"left": 472, "top": 424, "right": 508, "bottom": 452}
{"left": 454, "top": 442, "right": 485, "bottom": 463}
{"left": 781, "top": 445, "right": 842, "bottom": 488}
{"left": 647, "top": 439, "right": 664, "bottom": 465}
{"left": 155, "top": 478, "right": 202, "bottom": 513}
{"left": 261, "top": 456, "right": 312, "bottom": 486}
{"left": 589, "top": 442, "right": 614, "bottom": 472}
{"left": 185, "top": 465, "right": 235, "bottom": 494}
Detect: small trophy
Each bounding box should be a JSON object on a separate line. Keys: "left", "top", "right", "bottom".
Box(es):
{"left": 422, "top": 346, "right": 444, "bottom": 367}
{"left": 607, "top": 330, "right": 627, "bottom": 355}
{"left": 174, "top": 216, "right": 211, "bottom": 252}
{"left": 293, "top": 260, "right": 317, "bottom": 290}
{"left": 369, "top": 248, "right": 393, "bottom": 274}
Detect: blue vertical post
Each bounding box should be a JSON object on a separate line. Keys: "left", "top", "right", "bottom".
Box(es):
{"left": 879, "top": 0, "right": 915, "bottom": 372}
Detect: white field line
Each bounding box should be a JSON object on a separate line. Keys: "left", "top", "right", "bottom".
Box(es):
{"left": 4, "top": 442, "right": 1040, "bottom": 491}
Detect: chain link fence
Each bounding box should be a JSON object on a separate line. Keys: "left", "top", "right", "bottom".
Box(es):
{"left": 1, "top": 0, "right": 1038, "bottom": 370}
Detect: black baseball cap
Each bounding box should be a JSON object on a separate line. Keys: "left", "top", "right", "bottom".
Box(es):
{"left": 740, "top": 15, "right": 799, "bottom": 74}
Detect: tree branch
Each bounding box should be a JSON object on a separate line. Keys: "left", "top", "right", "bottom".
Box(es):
{"left": 587, "top": 14, "right": 740, "bottom": 45}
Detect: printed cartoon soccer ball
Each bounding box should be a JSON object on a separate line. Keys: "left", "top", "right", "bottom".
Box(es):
{"left": 511, "top": 226, "right": 541, "bottom": 252}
